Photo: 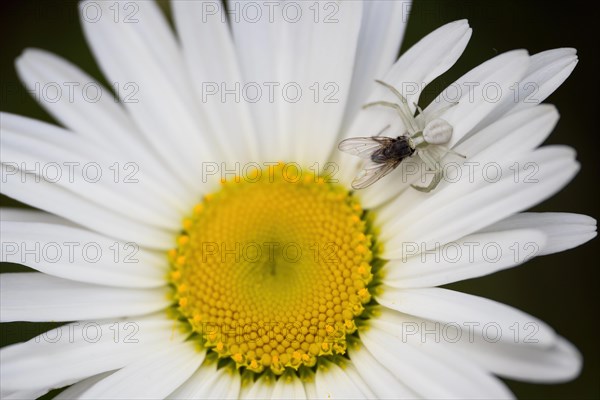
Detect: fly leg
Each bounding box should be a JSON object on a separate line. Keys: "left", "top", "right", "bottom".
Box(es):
{"left": 374, "top": 124, "right": 391, "bottom": 137}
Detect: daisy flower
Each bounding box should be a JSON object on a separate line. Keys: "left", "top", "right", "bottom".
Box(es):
{"left": 0, "top": 1, "right": 596, "bottom": 399}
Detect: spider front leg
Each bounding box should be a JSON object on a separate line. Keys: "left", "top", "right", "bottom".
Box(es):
{"left": 363, "top": 100, "right": 401, "bottom": 110}
{"left": 363, "top": 100, "right": 418, "bottom": 135}
{"left": 411, "top": 151, "right": 444, "bottom": 193}
{"left": 374, "top": 79, "right": 425, "bottom": 120}
{"left": 374, "top": 80, "right": 410, "bottom": 107}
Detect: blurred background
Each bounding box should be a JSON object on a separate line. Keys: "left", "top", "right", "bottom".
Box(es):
{"left": 1, "top": 1, "right": 598, "bottom": 398}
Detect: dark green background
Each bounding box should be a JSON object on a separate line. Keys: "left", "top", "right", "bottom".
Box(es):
{"left": 1, "top": 1, "right": 598, "bottom": 399}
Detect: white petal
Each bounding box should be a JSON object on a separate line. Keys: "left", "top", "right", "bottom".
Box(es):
{"left": 228, "top": 0, "right": 281, "bottom": 160}
{"left": 286, "top": 1, "right": 363, "bottom": 166}
{"left": 2, "top": 389, "right": 50, "bottom": 400}
{"left": 314, "top": 360, "right": 368, "bottom": 399}
{"left": 381, "top": 146, "right": 579, "bottom": 257}
{"left": 172, "top": 0, "right": 259, "bottom": 163}
{"left": 475, "top": 48, "right": 578, "bottom": 129}
{"left": 375, "top": 308, "right": 581, "bottom": 383}
{"left": 271, "top": 372, "right": 307, "bottom": 400}
{"left": 0, "top": 273, "right": 169, "bottom": 322}
{"left": 351, "top": 19, "right": 472, "bottom": 133}
{"left": 302, "top": 371, "right": 319, "bottom": 400}
{"left": 2, "top": 113, "right": 191, "bottom": 214}
{"left": 0, "top": 314, "right": 182, "bottom": 395}
{"left": 1, "top": 113, "right": 184, "bottom": 229}
{"left": 79, "top": 0, "right": 220, "bottom": 192}
{"left": 360, "top": 325, "right": 514, "bottom": 399}
{"left": 376, "top": 287, "right": 556, "bottom": 347}
{"left": 339, "top": 363, "right": 376, "bottom": 399}
{"left": 80, "top": 341, "right": 204, "bottom": 399}
{"left": 456, "top": 104, "right": 559, "bottom": 161}
{"left": 0, "top": 208, "right": 73, "bottom": 225}
{"left": 230, "top": 1, "right": 363, "bottom": 165}
{"left": 382, "top": 229, "right": 547, "bottom": 288}
{"left": 340, "top": 0, "right": 411, "bottom": 133}
{"left": 1, "top": 221, "right": 166, "bottom": 288}
{"left": 15, "top": 48, "right": 135, "bottom": 147}
{"left": 348, "top": 345, "right": 416, "bottom": 399}
{"left": 54, "top": 372, "right": 114, "bottom": 400}
{"left": 518, "top": 48, "right": 578, "bottom": 108}
{"left": 479, "top": 212, "right": 597, "bottom": 255}
{"left": 456, "top": 335, "right": 582, "bottom": 383}
{"left": 244, "top": 373, "right": 275, "bottom": 400}
{"left": 1, "top": 163, "right": 174, "bottom": 250}
{"left": 168, "top": 363, "right": 241, "bottom": 400}
{"left": 15, "top": 49, "right": 164, "bottom": 164}
{"left": 372, "top": 105, "right": 560, "bottom": 220}
{"left": 425, "top": 50, "right": 530, "bottom": 147}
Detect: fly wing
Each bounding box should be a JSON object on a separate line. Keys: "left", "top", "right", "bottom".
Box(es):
{"left": 338, "top": 137, "right": 392, "bottom": 159}
{"left": 351, "top": 159, "right": 400, "bottom": 189}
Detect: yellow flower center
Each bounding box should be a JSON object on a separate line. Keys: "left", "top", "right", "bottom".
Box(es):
{"left": 168, "top": 164, "right": 374, "bottom": 375}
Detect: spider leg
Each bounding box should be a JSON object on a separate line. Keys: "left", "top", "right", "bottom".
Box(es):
{"left": 412, "top": 102, "right": 424, "bottom": 117}
{"left": 438, "top": 146, "right": 467, "bottom": 159}
{"left": 412, "top": 169, "right": 443, "bottom": 193}
{"left": 363, "top": 101, "right": 416, "bottom": 136}
{"left": 374, "top": 80, "right": 409, "bottom": 105}
{"left": 373, "top": 80, "right": 421, "bottom": 133}
{"left": 411, "top": 151, "right": 444, "bottom": 193}
{"left": 427, "top": 102, "right": 459, "bottom": 120}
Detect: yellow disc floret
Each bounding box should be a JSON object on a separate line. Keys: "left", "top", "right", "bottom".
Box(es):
{"left": 169, "top": 164, "right": 374, "bottom": 375}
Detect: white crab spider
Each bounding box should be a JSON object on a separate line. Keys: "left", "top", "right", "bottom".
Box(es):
{"left": 338, "top": 80, "right": 464, "bottom": 192}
